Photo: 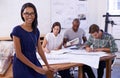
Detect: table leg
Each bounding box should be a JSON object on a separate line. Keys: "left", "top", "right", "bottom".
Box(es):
{"left": 106, "top": 59, "right": 112, "bottom": 78}
{"left": 78, "top": 66, "right": 83, "bottom": 78}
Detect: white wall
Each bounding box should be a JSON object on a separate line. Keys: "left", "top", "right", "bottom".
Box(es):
{"left": 96, "top": 0, "right": 108, "bottom": 30}
{"left": 87, "top": 0, "right": 107, "bottom": 30}
{"left": 0, "top": 0, "right": 51, "bottom": 37}
{"left": 0, "top": 0, "right": 108, "bottom": 37}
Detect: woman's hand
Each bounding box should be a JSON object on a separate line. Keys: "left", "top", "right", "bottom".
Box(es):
{"left": 34, "top": 66, "right": 46, "bottom": 75}
{"left": 47, "top": 66, "right": 57, "bottom": 72}
{"left": 45, "top": 49, "right": 50, "bottom": 53}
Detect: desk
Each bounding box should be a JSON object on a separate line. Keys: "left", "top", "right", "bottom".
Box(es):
{"left": 43, "top": 63, "right": 83, "bottom": 78}
{"left": 0, "top": 64, "right": 13, "bottom": 78}
{"left": 43, "top": 54, "right": 115, "bottom": 78}
{"left": 0, "top": 63, "right": 83, "bottom": 78}
{"left": 0, "top": 54, "right": 115, "bottom": 78}
{"left": 100, "top": 54, "right": 116, "bottom": 78}
{"left": 0, "top": 37, "right": 12, "bottom": 41}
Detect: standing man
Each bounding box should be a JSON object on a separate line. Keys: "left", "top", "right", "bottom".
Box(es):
{"left": 63, "top": 18, "right": 95, "bottom": 78}
{"left": 85, "top": 24, "right": 118, "bottom": 78}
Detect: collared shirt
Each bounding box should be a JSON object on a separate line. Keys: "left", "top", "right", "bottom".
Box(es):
{"left": 85, "top": 32, "right": 118, "bottom": 53}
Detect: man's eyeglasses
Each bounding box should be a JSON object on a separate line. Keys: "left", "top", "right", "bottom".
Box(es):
{"left": 23, "top": 12, "right": 35, "bottom": 17}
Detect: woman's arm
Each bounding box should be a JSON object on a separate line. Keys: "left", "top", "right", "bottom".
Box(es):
{"left": 13, "top": 36, "right": 46, "bottom": 74}
{"left": 39, "top": 37, "right": 56, "bottom": 72}
{"left": 37, "top": 38, "right": 52, "bottom": 68}
{"left": 55, "top": 42, "right": 63, "bottom": 50}
{"left": 42, "top": 38, "right": 50, "bottom": 53}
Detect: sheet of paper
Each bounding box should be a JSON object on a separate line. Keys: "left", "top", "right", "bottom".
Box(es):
{"left": 50, "top": 48, "right": 72, "bottom": 55}
{"left": 71, "top": 50, "right": 108, "bottom": 57}
{"left": 37, "top": 53, "right": 70, "bottom": 65}
{"left": 67, "top": 54, "right": 100, "bottom": 68}
{"left": 66, "top": 38, "right": 79, "bottom": 46}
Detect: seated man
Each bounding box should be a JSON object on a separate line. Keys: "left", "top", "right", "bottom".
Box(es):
{"left": 63, "top": 18, "right": 86, "bottom": 47}
{"left": 63, "top": 18, "right": 95, "bottom": 78}
{"left": 85, "top": 24, "right": 118, "bottom": 78}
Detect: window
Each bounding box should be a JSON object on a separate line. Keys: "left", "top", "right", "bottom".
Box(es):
{"left": 108, "top": 0, "right": 120, "bottom": 14}
{"left": 107, "top": 0, "right": 120, "bottom": 39}
{"left": 118, "top": 1, "right": 120, "bottom": 9}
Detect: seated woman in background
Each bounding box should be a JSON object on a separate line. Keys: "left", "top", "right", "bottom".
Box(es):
{"left": 42, "top": 22, "right": 63, "bottom": 53}
{"left": 42, "top": 22, "right": 71, "bottom": 78}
